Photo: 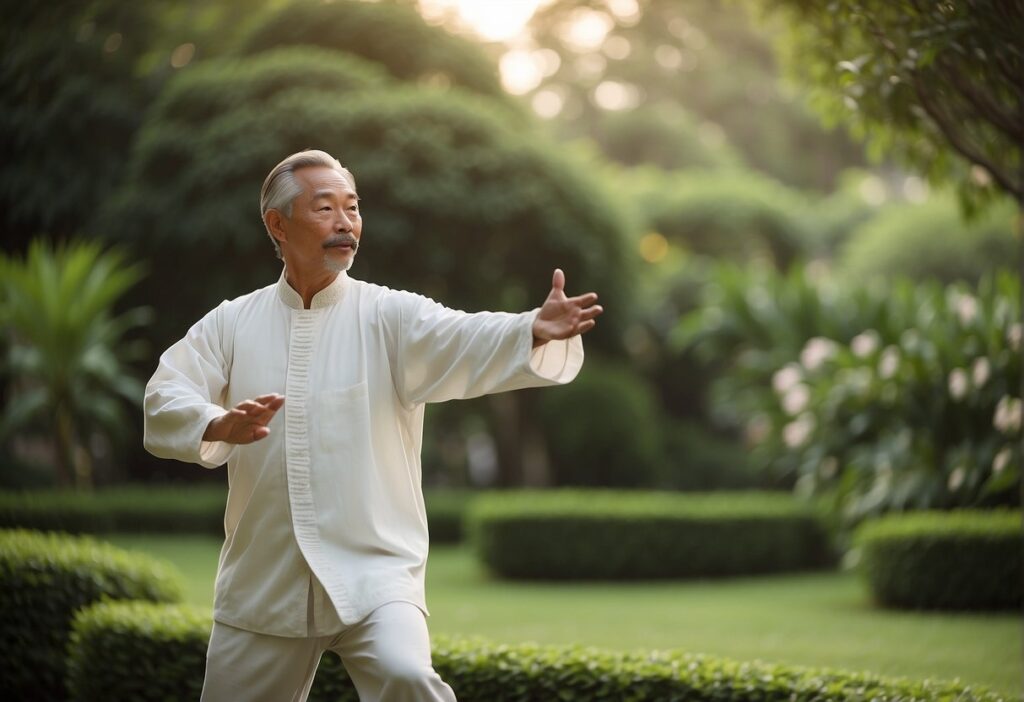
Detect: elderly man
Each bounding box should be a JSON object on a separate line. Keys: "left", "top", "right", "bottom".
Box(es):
{"left": 143, "top": 149, "right": 602, "bottom": 701}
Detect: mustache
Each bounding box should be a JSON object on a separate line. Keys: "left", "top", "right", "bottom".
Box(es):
{"left": 322, "top": 235, "right": 359, "bottom": 250}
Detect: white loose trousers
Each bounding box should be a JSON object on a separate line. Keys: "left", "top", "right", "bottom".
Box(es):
{"left": 200, "top": 601, "right": 454, "bottom": 702}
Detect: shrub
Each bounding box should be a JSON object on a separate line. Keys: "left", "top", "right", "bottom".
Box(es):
{"left": 68, "top": 601, "right": 1010, "bottom": 701}
{"left": 839, "top": 195, "right": 1018, "bottom": 285}
{"left": 0, "top": 485, "right": 472, "bottom": 542}
{"left": 629, "top": 169, "right": 810, "bottom": 268}
{"left": 677, "top": 264, "right": 1021, "bottom": 523}
{"left": 67, "top": 601, "right": 210, "bottom": 702}
{"left": 424, "top": 489, "right": 474, "bottom": 544}
{"left": 467, "top": 490, "right": 832, "bottom": 580}
{"left": 234, "top": 0, "right": 508, "bottom": 102}
{"left": 855, "top": 510, "right": 1022, "bottom": 611}
{"left": 0, "top": 529, "right": 183, "bottom": 700}
{"left": 538, "top": 361, "right": 663, "bottom": 487}
{"left": 0, "top": 486, "right": 227, "bottom": 535}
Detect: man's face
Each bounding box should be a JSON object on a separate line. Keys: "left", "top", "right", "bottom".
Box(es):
{"left": 273, "top": 165, "right": 362, "bottom": 275}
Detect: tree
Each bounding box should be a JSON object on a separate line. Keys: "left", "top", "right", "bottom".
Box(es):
{"left": 0, "top": 242, "right": 150, "bottom": 489}
{"left": 757, "top": 0, "right": 1024, "bottom": 207}
{"left": 234, "top": 0, "right": 512, "bottom": 105}
{"left": 516, "top": 0, "right": 866, "bottom": 189}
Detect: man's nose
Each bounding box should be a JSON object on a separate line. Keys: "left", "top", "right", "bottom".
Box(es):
{"left": 335, "top": 212, "right": 352, "bottom": 233}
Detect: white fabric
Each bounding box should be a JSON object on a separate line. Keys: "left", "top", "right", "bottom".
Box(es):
{"left": 200, "top": 601, "right": 455, "bottom": 702}
{"left": 145, "top": 270, "right": 583, "bottom": 635}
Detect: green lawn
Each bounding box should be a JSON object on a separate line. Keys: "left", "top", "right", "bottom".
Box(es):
{"left": 108, "top": 534, "right": 1022, "bottom": 696}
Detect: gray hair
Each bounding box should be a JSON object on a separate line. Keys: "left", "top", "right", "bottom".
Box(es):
{"left": 260, "top": 149, "right": 356, "bottom": 259}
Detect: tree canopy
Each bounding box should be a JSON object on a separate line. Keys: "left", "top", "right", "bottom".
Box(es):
{"left": 758, "top": 0, "right": 1023, "bottom": 207}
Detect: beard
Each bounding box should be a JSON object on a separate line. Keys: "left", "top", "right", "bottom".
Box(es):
{"left": 323, "top": 252, "right": 354, "bottom": 273}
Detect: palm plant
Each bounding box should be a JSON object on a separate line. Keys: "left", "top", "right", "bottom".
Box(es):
{"left": 0, "top": 241, "right": 150, "bottom": 489}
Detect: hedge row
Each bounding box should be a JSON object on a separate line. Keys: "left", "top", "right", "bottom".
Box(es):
{"left": 468, "top": 490, "right": 833, "bottom": 580}
{"left": 0, "top": 486, "right": 469, "bottom": 542}
{"left": 855, "top": 509, "right": 1022, "bottom": 611}
{"left": 69, "top": 601, "right": 1010, "bottom": 702}
{"left": 0, "top": 529, "right": 183, "bottom": 699}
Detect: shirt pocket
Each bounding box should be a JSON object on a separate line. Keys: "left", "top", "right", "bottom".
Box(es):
{"left": 311, "top": 381, "right": 371, "bottom": 459}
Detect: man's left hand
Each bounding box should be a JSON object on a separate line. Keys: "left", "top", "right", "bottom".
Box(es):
{"left": 532, "top": 268, "right": 603, "bottom": 348}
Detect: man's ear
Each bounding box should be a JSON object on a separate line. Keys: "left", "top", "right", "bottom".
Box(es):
{"left": 264, "top": 209, "right": 287, "bottom": 246}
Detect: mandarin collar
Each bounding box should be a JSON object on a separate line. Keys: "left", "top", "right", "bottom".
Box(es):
{"left": 276, "top": 269, "right": 350, "bottom": 310}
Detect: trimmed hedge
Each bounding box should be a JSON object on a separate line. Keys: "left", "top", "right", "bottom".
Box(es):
{"left": 0, "top": 529, "right": 183, "bottom": 700}
{"left": 856, "top": 510, "right": 1022, "bottom": 611}
{"left": 0, "top": 486, "right": 471, "bottom": 543}
{"left": 0, "top": 486, "right": 228, "bottom": 535}
{"left": 468, "top": 490, "right": 833, "bottom": 580}
{"left": 69, "top": 601, "right": 1010, "bottom": 701}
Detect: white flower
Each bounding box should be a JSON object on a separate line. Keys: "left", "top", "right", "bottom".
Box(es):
{"left": 1008, "top": 323, "right": 1022, "bottom": 352}
{"left": 993, "top": 448, "right": 1012, "bottom": 475}
{"left": 782, "top": 414, "right": 816, "bottom": 448}
{"left": 993, "top": 396, "right": 1022, "bottom": 433}
{"left": 953, "top": 292, "right": 978, "bottom": 326}
{"left": 970, "top": 357, "right": 991, "bottom": 388}
{"left": 878, "top": 346, "right": 900, "bottom": 379}
{"left": 851, "top": 330, "right": 880, "bottom": 358}
{"left": 782, "top": 384, "right": 811, "bottom": 415}
{"left": 947, "top": 466, "right": 966, "bottom": 491}
{"left": 800, "top": 337, "right": 838, "bottom": 372}
{"left": 947, "top": 368, "right": 969, "bottom": 400}
{"left": 772, "top": 364, "right": 802, "bottom": 396}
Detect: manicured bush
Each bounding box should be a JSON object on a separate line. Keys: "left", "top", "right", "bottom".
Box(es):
{"left": 856, "top": 510, "right": 1022, "bottom": 611}
{"left": 67, "top": 601, "right": 210, "bottom": 702}
{"left": 467, "top": 490, "right": 833, "bottom": 580}
{"left": 538, "top": 361, "right": 663, "bottom": 487}
{"left": 68, "top": 601, "right": 1010, "bottom": 702}
{"left": 0, "top": 486, "right": 472, "bottom": 542}
{"left": 0, "top": 529, "right": 183, "bottom": 700}
{"left": 0, "top": 486, "right": 227, "bottom": 535}
{"left": 424, "top": 489, "right": 475, "bottom": 544}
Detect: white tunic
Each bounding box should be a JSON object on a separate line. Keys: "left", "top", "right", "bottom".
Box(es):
{"left": 143, "top": 271, "right": 583, "bottom": 636}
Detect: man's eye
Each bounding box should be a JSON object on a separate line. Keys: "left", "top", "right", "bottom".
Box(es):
{"left": 320, "top": 206, "right": 331, "bottom": 212}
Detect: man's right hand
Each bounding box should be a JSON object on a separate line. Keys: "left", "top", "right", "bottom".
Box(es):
{"left": 203, "top": 394, "right": 285, "bottom": 444}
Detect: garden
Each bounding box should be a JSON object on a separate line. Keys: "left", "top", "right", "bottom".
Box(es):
{"left": 1, "top": 0, "right": 1021, "bottom": 700}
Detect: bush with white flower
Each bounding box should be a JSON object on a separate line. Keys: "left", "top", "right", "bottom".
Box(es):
{"left": 678, "top": 263, "right": 1020, "bottom": 524}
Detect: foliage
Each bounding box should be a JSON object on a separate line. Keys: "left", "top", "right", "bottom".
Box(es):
{"left": 66, "top": 600, "right": 1011, "bottom": 702}
{"left": 627, "top": 169, "right": 811, "bottom": 268}
{"left": 838, "top": 194, "right": 1019, "bottom": 285}
{"left": 0, "top": 2, "right": 169, "bottom": 247}
{"left": 0, "top": 486, "right": 473, "bottom": 543}
{"left": 234, "top": 0, "right": 509, "bottom": 103}
{"left": 0, "top": 241, "right": 150, "bottom": 488}
{"left": 0, "top": 529, "right": 182, "bottom": 700}
{"left": 592, "top": 102, "right": 745, "bottom": 170}
{"left": 68, "top": 601, "right": 209, "bottom": 702}
{"left": 522, "top": 0, "right": 866, "bottom": 189}
{"left": 423, "top": 489, "right": 475, "bottom": 544}
{"left": 678, "top": 264, "right": 1021, "bottom": 523}
{"left": 467, "top": 490, "right": 832, "bottom": 580}
{"left": 757, "top": 0, "right": 1024, "bottom": 207}
{"left": 538, "top": 361, "right": 663, "bottom": 486}
{"left": 855, "top": 510, "right": 1022, "bottom": 610}
{"left": 100, "top": 63, "right": 629, "bottom": 352}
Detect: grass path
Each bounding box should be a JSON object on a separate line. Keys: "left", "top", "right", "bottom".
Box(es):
{"left": 108, "top": 534, "right": 1022, "bottom": 696}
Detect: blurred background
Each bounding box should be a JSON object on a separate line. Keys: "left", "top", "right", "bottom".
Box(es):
{"left": 0, "top": 0, "right": 1021, "bottom": 698}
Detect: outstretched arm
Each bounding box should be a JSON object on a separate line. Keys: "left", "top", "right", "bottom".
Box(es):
{"left": 532, "top": 268, "right": 603, "bottom": 348}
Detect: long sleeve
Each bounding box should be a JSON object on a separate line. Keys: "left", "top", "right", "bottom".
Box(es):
{"left": 381, "top": 292, "right": 583, "bottom": 408}
{"left": 143, "top": 302, "right": 236, "bottom": 468}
